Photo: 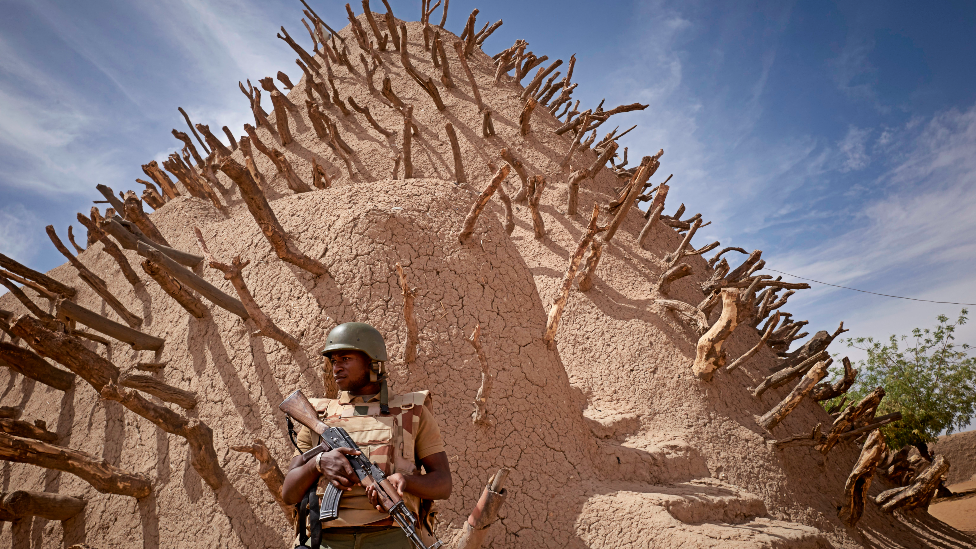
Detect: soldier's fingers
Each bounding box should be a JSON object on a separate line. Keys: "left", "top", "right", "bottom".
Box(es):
{"left": 335, "top": 447, "right": 361, "bottom": 455}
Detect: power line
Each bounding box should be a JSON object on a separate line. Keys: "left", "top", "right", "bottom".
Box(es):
{"left": 763, "top": 269, "right": 976, "bottom": 307}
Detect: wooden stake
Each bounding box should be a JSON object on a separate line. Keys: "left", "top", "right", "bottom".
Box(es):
{"left": 0, "top": 407, "right": 22, "bottom": 419}
{"left": 544, "top": 205, "right": 604, "bottom": 347}
{"left": 231, "top": 438, "right": 295, "bottom": 522}
{"left": 100, "top": 381, "right": 224, "bottom": 490}
{"left": 521, "top": 59, "right": 563, "bottom": 101}
{"left": 271, "top": 150, "right": 313, "bottom": 193}
{"left": 461, "top": 8, "right": 478, "bottom": 56}
{"left": 311, "top": 159, "right": 331, "bottom": 189}
{"left": 172, "top": 129, "right": 205, "bottom": 168}
{"left": 402, "top": 105, "right": 414, "bottom": 179}
{"left": 122, "top": 194, "right": 169, "bottom": 246}
{"left": 567, "top": 141, "right": 618, "bottom": 216}
{"left": 499, "top": 149, "right": 528, "bottom": 201}
{"left": 398, "top": 24, "right": 446, "bottom": 110}
{"left": 361, "top": 0, "right": 388, "bottom": 51}
{"left": 305, "top": 101, "right": 329, "bottom": 140}
{"left": 194, "top": 228, "right": 299, "bottom": 349}
{"left": 528, "top": 175, "right": 547, "bottom": 239}
{"left": 0, "top": 275, "right": 57, "bottom": 326}
{"left": 140, "top": 260, "right": 208, "bottom": 319}
{"left": 810, "top": 356, "right": 858, "bottom": 401}
{"left": 0, "top": 418, "right": 59, "bottom": 444}
{"left": 141, "top": 160, "right": 181, "bottom": 200}
{"left": 46, "top": 226, "right": 143, "bottom": 328}
{"left": 458, "top": 165, "right": 510, "bottom": 243}
{"left": 467, "top": 324, "right": 491, "bottom": 425}
{"left": 134, "top": 361, "right": 167, "bottom": 373}
{"left": 137, "top": 179, "right": 166, "bottom": 209}
{"left": 67, "top": 226, "right": 85, "bottom": 253}
{"left": 482, "top": 110, "right": 495, "bottom": 137}
{"left": 759, "top": 359, "right": 828, "bottom": 430}
{"left": 119, "top": 372, "right": 198, "bottom": 410}
{"left": 637, "top": 203, "right": 665, "bottom": 248}
{"left": 434, "top": 32, "right": 454, "bottom": 88}
{"left": 381, "top": 0, "right": 401, "bottom": 51}
{"left": 56, "top": 300, "right": 164, "bottom": 351}
{"left": 100, "top": 217, "right": 202, "bottom": 269}
{"left": 0, "top": 341, "right": 75, "bottom": 391}
{"left": 519, "top": 98, "right": 537, "bottom": 136}
{"left": 655, "top": 263, "right": 692, "bottom": 295}
{"left": 725, "top": 311, "right": 780, "bottom": 372}
{"left": 496, "top": 182, "right": 515, "bottom": 235}
{"left": 438, "top": 0, "right": 449, "bottom": 27}
{"left": 456, "top": 469, "right": 509, "bottom": 549}
{"left": 877, "top": 454, "right": 949, "bottom": 512}
{"left": 475, "top": 20, "right": 502, "bottom": 46}
{"left": 278, "top": 26, "right": 320, "bottom": 71}
{"left": 445, "top": 123, "right": 466, "bottom": 183}
{"left": 838, "top": 430, "right": 887, "bottom": 526}
{"left": 76, "top": 213, "right": 141, "bottom": 288}
{"left": 691, "top": 287, "right": 756, "bottom": 381}
{"left": 269, "top": 91, "right": 293, "bottom": 146}
{"left": 0, "top": 490, "right": 85, "bottom": 521}
{"left": 0, "top": 432, "right": 151, "bottom": 498}
{"left": 194, "top": 124, "right": 233, "bottom": 158}
{"left": 138, "top": 242, "right": 248, "bottom": 320}
{"left": 178, "top": 107, "right": 210, "bottom": 155}
{"left": 381, "top": 76, "right": 406, "bottom": 110}
{"left": 453, "top": 40, "right": 483, "bottom": 111}
{"left": 576, "top": 152, "right": 656, "bottom": 291}
{"left": 753, "top": 350, "right": 830, "bottom": 399}
{"left": 395, "top": 263, "right": 419, "bottom": 364}
{"left": 819, "top": 387, "right": 884, "bottom": 455}
{"left": 218, "top": 158, "right": 328, "bottom": 277}
{"left": 0, "top": 253, "right": 75, "bottom": 298}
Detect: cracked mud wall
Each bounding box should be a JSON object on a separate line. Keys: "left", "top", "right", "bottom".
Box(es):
{"left": 1, "top": 15, "right": 975, "bottom": 549}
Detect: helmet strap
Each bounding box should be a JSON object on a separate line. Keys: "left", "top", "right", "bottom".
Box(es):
{"left": 379, "top": 379, "right": 389, "bottom": 415}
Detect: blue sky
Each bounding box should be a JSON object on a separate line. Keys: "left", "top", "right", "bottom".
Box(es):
{"left": 1, "top": 0, "right": 975, "bottom": 424}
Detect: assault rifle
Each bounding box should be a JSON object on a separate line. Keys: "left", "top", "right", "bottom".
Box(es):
{"left": 279, "top": 390, "right": 442, "bottom": 549}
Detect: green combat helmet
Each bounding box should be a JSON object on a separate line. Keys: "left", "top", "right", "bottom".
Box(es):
{"left": 321, "top": 322, "right": 392, "bottom": 412}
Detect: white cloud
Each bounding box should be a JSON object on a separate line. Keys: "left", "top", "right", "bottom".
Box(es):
{"left": 0, "top": 204, "right": 41, "bottom": 264}
{"left": 837, "top": 125, "right": 870, "bottom": 172}
{"left": 764, "top": 103, "right": 976, "bottom": 350}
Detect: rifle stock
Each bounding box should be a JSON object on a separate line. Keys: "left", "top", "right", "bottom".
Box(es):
{"left": 279, "top": 390, "right": 329, "bottom": 436}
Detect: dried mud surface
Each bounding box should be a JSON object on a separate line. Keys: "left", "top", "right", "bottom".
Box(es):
{"left": 1, "top": 16, "right": 975, "bottom": 549}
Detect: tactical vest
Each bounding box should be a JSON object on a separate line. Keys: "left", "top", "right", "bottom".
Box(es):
{"left": 308, "top": 391, "right": 432, "bottom": 529}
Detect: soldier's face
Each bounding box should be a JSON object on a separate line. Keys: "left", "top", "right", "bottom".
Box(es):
{"left": 329, "top": 351, "right": 371, "bottom": 392}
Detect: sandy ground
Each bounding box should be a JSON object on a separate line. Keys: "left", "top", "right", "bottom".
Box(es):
{"left": 930, "top": 430, "right": 976, "bottom": 535}
{"left": 931, "top": 479, "right": 976, "bottom": 535}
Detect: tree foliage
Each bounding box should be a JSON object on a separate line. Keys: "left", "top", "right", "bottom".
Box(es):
{"left": 835, "top": 309, "right": 976, "bottom": 449}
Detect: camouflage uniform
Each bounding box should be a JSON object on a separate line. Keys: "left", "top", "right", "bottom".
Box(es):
{"left": 295, "top": 390, "right": 445, "bottom": 548}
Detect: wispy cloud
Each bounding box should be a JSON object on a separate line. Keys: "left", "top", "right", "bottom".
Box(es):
{"left": 767, "top": 103, "right": 976, "bottom": 339}
{"left": 828, "top": 36, "right": 889, "bottom": 113}
{"left": 0, "top": 203, "right": 41, "bottom": 264}
{"left": 837, "top": 125, "right": 871, "bottom": 172}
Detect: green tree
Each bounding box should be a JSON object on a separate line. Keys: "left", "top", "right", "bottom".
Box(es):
{"left": 834, "top": 309, "right": 976, "bottom": 450}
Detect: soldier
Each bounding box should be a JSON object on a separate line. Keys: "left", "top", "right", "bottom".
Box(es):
{"left": 282, "top": 322, "right": 452, "bottom": 548}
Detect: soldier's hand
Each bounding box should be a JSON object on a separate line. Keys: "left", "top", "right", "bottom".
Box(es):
{"left": 316, "top": 447, "right": 360, "bottom": 491}
{"left": 366, "top": 473, "right": 407, "bottom": 511}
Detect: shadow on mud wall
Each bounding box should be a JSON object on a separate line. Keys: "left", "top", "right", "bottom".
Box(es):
{"left": 139, "top": 491, "right": 160, "bottom": 548}
{"left": 199, "top": 316, "right": 264, "bottom": 433}
{"left": 216, "top": 480, "right": 284, "bottom": 547}
{"left": 63, "top": 506, "right": 88, "bottom": 547}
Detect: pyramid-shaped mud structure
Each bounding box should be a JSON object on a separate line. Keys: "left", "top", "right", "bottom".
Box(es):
{"left": 1, "top": 3, "right": 974, "bottom": 548}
